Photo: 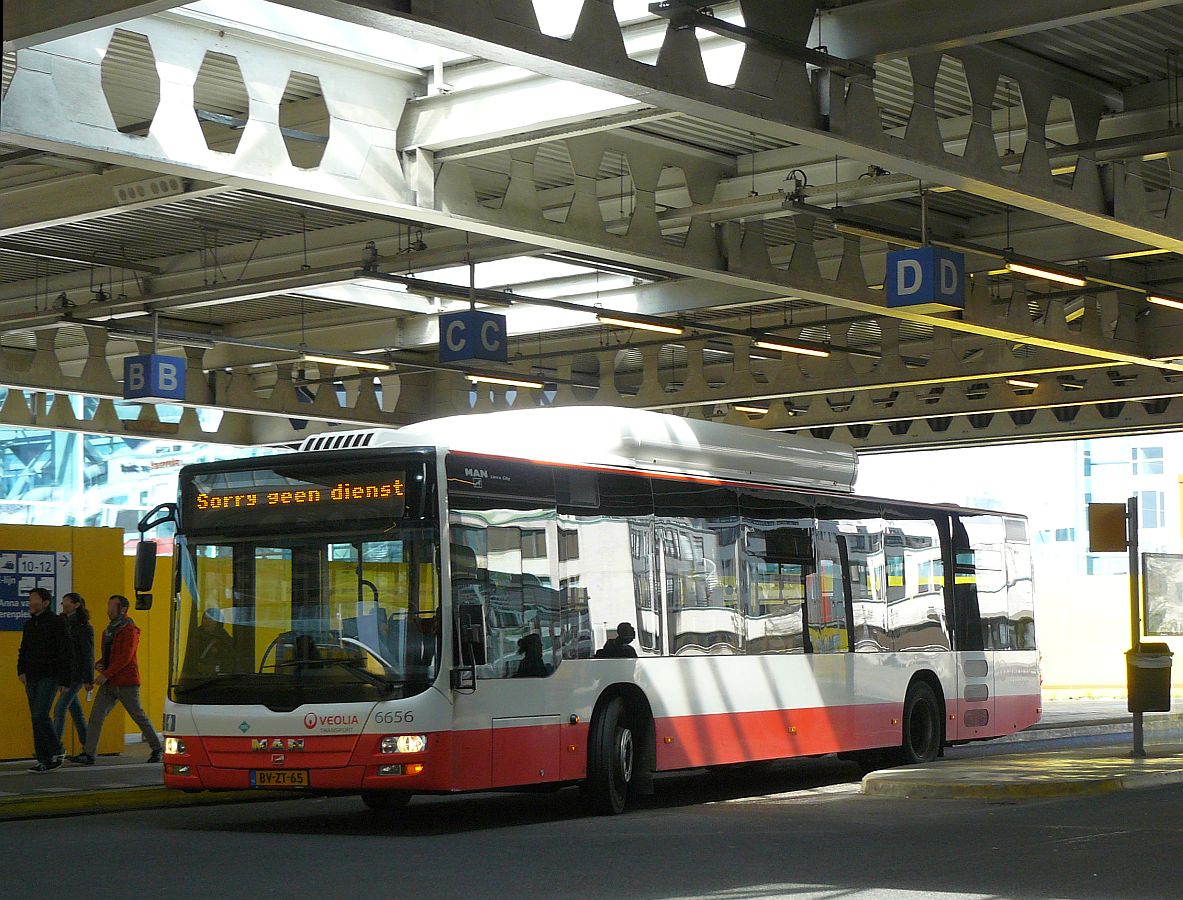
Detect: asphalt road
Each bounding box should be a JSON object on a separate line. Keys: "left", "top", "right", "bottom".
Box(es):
{"left": 6, "top": 742, "right": 1182, "bottom": 900}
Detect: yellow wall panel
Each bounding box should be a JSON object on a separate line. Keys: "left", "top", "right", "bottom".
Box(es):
{"left": 0, "top": 525, "right": 127, "bottom": 761}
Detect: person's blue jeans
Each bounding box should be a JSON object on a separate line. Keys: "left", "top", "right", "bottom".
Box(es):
{"left": 24, "top": 677, "right": 59, "bottom": 765}
{"left": 53, "top": 682, "right": 87, "bottom": 753}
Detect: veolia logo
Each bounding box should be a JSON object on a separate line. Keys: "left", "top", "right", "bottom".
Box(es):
{"left": 304, "top": 712, "right": 318, "bottom": 730}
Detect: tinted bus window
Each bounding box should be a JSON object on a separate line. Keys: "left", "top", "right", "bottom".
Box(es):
{"left": 652, "top": 480, "right": 742, "bottom": 655}
{"left": 960, "top": 515, "right": 1011, "bottom": 650}
{"left": 447, "top": 456, "right": 567, "bottom": 678}
{"left": 810, "top": 527, "right": 851, "bottom": 653}
{"left": 885, "top": 518, "right": 951, "bottom": 652}
{"left": 739, "top": 489, "right": 814, "bottom": 654}
{"left": 556, "top": 469, "right": 659, "bottom": 656}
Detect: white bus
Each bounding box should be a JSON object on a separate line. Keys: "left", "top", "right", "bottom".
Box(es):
{"left": 151, "top": 407, "right": 1039, "bottom": 814}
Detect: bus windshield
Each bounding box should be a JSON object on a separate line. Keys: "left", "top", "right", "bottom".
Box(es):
{"left": 171, "top": 528, "right": 440, "bottom": 706}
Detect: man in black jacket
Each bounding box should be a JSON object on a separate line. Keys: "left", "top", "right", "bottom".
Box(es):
{"left": 17, "top": 587, "right": 73, "bottom": 772}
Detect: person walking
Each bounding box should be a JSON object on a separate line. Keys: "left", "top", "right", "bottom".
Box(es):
{"left": 67, "top": 594, "right": 163, "bottom": 766}
{"left": 17, "top": 587, "right": 73, "bottom": 772}
{"left": 53, "top": 592, "right": 94, "bottom": 758}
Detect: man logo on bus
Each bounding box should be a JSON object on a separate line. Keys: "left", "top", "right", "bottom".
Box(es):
{"left": 304, "top": 713, "right": 318, "bottom": 729}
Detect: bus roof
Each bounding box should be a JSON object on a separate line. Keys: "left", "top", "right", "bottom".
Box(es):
{"left": 297, "top": 407, "right": 858, "bottom": 493}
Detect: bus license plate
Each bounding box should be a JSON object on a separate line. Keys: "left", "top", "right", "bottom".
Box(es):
{"left": 250, "top": 769, "right": 308, "bottom": 788}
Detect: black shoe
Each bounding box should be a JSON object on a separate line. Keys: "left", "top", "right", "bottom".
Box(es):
{"left": 147, "top": 749, "right": 162, "bottom": 764}
{"left": 28, "top": 760, "right": 61, "bottom": 773}
{"left": 66, "top": 753, "right": 94, "bottom": 766}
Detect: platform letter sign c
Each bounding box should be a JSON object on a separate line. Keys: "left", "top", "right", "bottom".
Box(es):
{"left": 438, "top": 310, "right": 508, "bottom": 363}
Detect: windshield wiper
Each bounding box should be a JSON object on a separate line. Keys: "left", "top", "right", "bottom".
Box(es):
{"left": 174, "top": 672, "right": 264, "bottom": 693}
{"left": 272, "top": 657, "right": 394, "bottom": 690}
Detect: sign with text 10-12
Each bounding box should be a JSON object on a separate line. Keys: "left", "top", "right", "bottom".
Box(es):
{"left": 438, "top": 310, "right": 507, "bottom": 363}
{"left": 123, "top": 353, "right": 186, "bottom": 401}
{"left": 886, "top": 246, "right": 966, "bottom": 309}
{"left": 0, "top": 551, "right": 73, "bottom": 630}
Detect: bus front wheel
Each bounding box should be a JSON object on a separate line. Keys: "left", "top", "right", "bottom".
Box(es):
{"left": 585, "top": 696, "right": 634, "bottom": 815}
{"left": 897, "top": 681, "right": 942, "bottom": 765}
{"left": 360, "top": 790, "right": 412, "bottom": 811}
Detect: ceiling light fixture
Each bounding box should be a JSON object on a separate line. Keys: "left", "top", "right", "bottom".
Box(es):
{"left": 752, "top": 338, "right": 831, "bottom": 358}
{"left": 734, "top": 404, "right": 769, "bottom": 415}
{"left": 302, "top": 353, "right": 392, "bottom": 371}
{"left": 596, "top": 314, "right": 685, "bottom": 335}
{"left": 466, "top": 374, "right": 545, "bottom": 389}
{"left": 832, "top": 220, "right": 922, "bottom": 249}
{"left": 1147, "top": 293, "right": 1183, "bottom": 311}
{"left": 1101, "top": 248, "right": 1171, "bottom": 261}
{"left": 1005, "top": 261, "right": 1088, "bottom": 287}
{"left": 1007, "top": 378, "right": 1040, "bottom": 389}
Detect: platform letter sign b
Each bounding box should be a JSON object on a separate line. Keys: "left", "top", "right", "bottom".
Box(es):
{"left": 123, "top": 353, "right": 186, "bottom": 401}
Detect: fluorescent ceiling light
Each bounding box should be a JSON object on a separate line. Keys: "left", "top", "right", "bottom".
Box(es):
{"left": 1005, "top": 261, "right": 1088, "bottom": 287}
{"left": 1101, "top": 248, "right": 1170, "bottom": 261}
{"left": 752, "top": 339, "right": 830, "bottom": 358}
{"left": 466, "top": 374, "right": 545, "bottom": 389}
{"left": 1147, "top": 293, "right": 1183, "bottom": 311}
{"left": 597, "top": 314, "right": 684, "bottom": 335}
{"left": 1065, "top": 306, "right": 1085, "bottom": 322}
{"left": 1007, "top": 378, "right": 1040, "bottom": 389}
{"left": 734, "top": 404, "right": 769, "bottom": 415}
{"left": 303, "top": 353, "right": 392, "bottom": 371}
{"left": 833, "top": 221, "right": 921, "bottom": 249}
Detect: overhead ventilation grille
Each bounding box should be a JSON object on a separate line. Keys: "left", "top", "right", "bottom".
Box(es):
{"left": 299, "top": 431, "right": 376, "bottom": 452}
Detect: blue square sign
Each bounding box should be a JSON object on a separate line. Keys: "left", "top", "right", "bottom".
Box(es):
{"left": 886, "top": 246, "right": 965, "bottom": 309}
{"left": 123, "top": 353, "right": 186, "bottom": 401}
{"left": 439, "top": 310, "right": 508, "bottom": 363}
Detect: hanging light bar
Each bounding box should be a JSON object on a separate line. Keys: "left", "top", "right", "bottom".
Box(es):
{"left": 1006, "top": 378, "right": 1040, "bottom": 389}
{"left": 466, "top": 374, "right": 545, "bottom": 389}
{"left": 1004, "top": 261, "right": 1087, "bottom": 287}
{"left": 596, "top": 314, "right": 685, "bottom": 335}
{"left": 734, "top": 404, "right": 769, "bottom": 415}
{"left": 1147, "top": 293, "right": 1183, "bottom": 311}
{"left": 302, "top": 353, "right": 392, "bottom": 372}
{"left": 752, "top": 338, "right": 831, "bottom": 358}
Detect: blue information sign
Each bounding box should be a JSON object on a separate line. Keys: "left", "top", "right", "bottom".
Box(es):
{"left": 123, "top": 353, "right": 186, "bottom": 401}
{"left": 438, "top": 310, "right": 508, "bottom": 363}
{"left": 0, "top": 550, "right": 73, "bottom": 630}
{"left": 886, "top": 246, "right": 966, "bottom": 309}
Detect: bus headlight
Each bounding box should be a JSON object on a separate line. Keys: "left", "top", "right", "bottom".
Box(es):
{"left": 165, "top": 737, "right": 186, "bottom": 755}
{"left": 381, "top": 735, "right": 428, "bottom": 754}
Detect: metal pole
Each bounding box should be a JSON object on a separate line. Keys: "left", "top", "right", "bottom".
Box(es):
{"left": 1128, "top": 494, "right": 1144, "bottom": 758}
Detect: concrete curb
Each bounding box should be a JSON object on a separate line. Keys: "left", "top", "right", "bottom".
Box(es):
{"left": 861, "top": 767, "right": 1183, "bottom": 800}
{"left": 0, "top": 787, "right": 300, "bottom": 822}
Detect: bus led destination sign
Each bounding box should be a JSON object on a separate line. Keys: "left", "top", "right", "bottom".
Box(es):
{"left": 194, "top": 479, "right": 405, "bottom": 511}
{"left": 184, "top": 468, "right": 409, "bottom": 531}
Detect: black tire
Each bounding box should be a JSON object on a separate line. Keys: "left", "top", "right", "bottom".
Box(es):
{"left": 585, "top": 696, "right": 636, "bottom": 815}
{"left": 897, "top": 681, "right": 943, "bottom": 765}
{"left": 360, "top": 790, "right": 412, "bottom": 811}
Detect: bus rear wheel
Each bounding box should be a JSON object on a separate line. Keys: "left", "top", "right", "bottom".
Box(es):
{"left": 360, "top": 790, "right": 412, "bottom": 811}
{"left": 897, "top": 681, "right": 942, "bottom": 765}
{"left": 585, "top": 697, "right": 635, "bottom": 815}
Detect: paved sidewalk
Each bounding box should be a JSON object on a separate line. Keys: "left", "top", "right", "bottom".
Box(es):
{"left": 0, "top": 743, "right": 290, "bottom": 821}
{"left": 862, "top": 745, "right": 1183, "bottom": 800}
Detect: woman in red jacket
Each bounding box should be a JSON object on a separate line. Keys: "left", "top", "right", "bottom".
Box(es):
{"left": 67, "top": 595, "right": 163, "bottom": 765}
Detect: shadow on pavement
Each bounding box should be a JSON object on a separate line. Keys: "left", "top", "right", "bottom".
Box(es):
{"left": 170, "top": 756, "right": 863, "bottom": 838}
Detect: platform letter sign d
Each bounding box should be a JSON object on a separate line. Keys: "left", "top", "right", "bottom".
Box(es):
{"left": 886, "top": 247, "right": 966, "bottom": 309}
{"left": 123, "top": 354, "right": 186, "bottom": 401}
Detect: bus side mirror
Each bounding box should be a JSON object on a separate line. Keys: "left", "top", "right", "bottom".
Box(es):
{"left": 456, "top": 603, "right": 487, "bottom": 666}
{"left": 134, "top": 540, "right": 157, "bottom": 609}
